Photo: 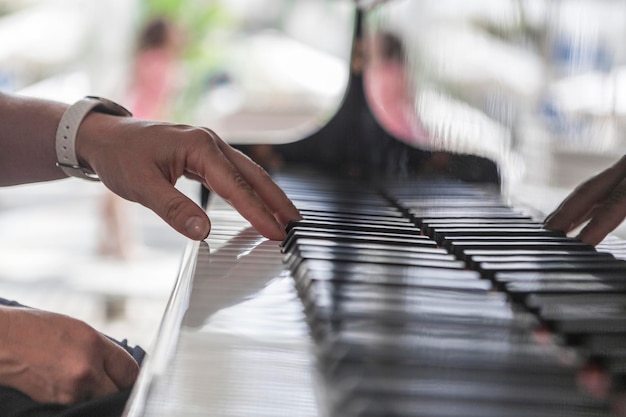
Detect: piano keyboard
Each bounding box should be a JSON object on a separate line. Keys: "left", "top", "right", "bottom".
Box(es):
{"left": 276, "top": 171, "right": 626, "bottom": 417}
{"left": 125, "top": 171, "right": 626, "bottom": 417}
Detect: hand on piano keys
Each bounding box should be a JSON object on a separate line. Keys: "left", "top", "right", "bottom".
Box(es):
{"left": 545, "top": 155, "right": 626, "bottom": 246}
{"left": 76, "top": 116, "right": 302, "bottom": 241}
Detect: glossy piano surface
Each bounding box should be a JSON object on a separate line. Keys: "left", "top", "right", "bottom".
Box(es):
{"left": 124, "top": 199, "right": 319, "bottom": 417}
{"left": 125, "top": 170, "right": 626, "bottom": 417}
{"left": 125, "top": 1, "right": 626, "bottom": 416}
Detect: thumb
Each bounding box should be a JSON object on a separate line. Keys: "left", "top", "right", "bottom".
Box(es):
{"left": 139, "top": 176, "right": 211, "bottom": 240}
{"left": 102, "top": 340, "right": 139, "bottom": 391}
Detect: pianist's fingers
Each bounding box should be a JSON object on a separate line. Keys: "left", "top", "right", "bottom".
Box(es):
{"left": 575, "top": 179, "right": 626, "bottom": 245}
{"left": 168, "top": 127, "right": 295, "bottom": 240}
{"left": 132, "top": 171, "right": 212, "bottom": 241}
{"left": 171, "top": 129, "right": 287, "bottom": 240}
{"left": 209, "top": 129, "right": 301, "bottom": 227}
{"left": 173, "top": 127, "right": 299, "bottom": 240}
{"left": 544, "top": 155, "right": 626, "bottom": 240}
{"left": 78, "top": 116, "right": 296, "bottom": 241}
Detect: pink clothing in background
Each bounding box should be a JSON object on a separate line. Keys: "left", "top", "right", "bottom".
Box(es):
{"left": 126, "top": 49, "right": 178, "bottom": 120}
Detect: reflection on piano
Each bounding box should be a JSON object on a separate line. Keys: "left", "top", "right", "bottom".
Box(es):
{"left": 125, "top": 2, "right": 626, "bottom": 417}
{"left": 125, "top": 168, "right": 626, "bottom": 417}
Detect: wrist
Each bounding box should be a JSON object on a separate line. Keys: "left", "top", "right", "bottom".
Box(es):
{"left": 55, "top": 96, "right": 131, "bottom": 181}
{"left": 75, "top": 112, "right": 119, "bottom": 175}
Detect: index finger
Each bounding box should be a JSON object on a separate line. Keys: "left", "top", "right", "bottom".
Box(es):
{"left": 186, "top": 133, "right": 289, "bottom": 240}
{"left": 102, "top": 339, "right": 139, "bottom": 391}
{"left": 210, "top": 131, "right": 301, "bottom": 226}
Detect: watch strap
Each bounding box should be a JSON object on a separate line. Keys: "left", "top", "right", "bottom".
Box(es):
{"left": 55, "top": 96, "right": 131, "bottom": 181}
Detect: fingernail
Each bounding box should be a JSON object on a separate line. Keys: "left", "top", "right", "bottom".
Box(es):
{"left": 185, "top": 216, "right": 209, "bottom": 240}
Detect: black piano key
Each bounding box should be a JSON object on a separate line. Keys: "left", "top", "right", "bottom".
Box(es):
{"left": 324, "top": 363, "right": 598, "bottom": 417}
{"left": 420, "top": 218, "right": 542, "bottom": 233}
{"left": 285, "top": 219, "right": 421, "bottom": 236}
{"left": 291, "top": 202, "right": 403, "bottom": 217}
{"left": 526, "top": 294, "right": 626, "bottom": 345}
{"left": 310, "top": 318, "right": 542, "bottom": 349}
{"left": 281, "top": 229, "right": 435, "bottom": 253}
{"left": 405, "top": 199, "right": 518, "bottom": 206}
{"left": 300, "top": 280, "right": 538, "bottom": 333}
{"left": 301, "top": 281, "right": 516, "bottom": 325}
{"left": 505, "top": 281, "right": 626, "bottom": 303}
{"left": 342, "top": 382, "right": 603, "bottom": 410}
{"left": 400, "top": 199, "right": 509, "bottom": 208}
{"left": 282, "top": 237, "right": 449, "bottom": 256}
{"left": 538, "top": 302, "right": 626, "bottom": 334}
{"left": 432, "top": 228, "right": 566, "bottom": 245}
{"left": 333, "top": 391, "right": 610, "bottom": 417}
{"left": 286, "top": 225, "right": 425, "bottom": 241}
{"left": 305, "top": 277, "right": 520, "bottom": 313}
{"left": 321, "top": 330, "right": 581, "bottom": 374}
{"left": 417, "top": 215, "right": 534, "bottom": 227}
{"left": 450, "top": 241, "right": 596, "bottom": 259}
{"left": 421, "top": 218, "right": 539, "bottom": 224}
{"left": 301, "top": 280, "right": 508, "bottom": 306}
{"left": 432, "top": 226, "right": 563, "bottom": 234}
{"left": 300, "top": 212, "right": 413, "bottom": 226}
{"left": 423, "top": 222, "right": 545, "bottom": 237}
{"left": 329, "top": 372, "right": 609, "bottom": 417}
{"left": 496, "top": 271, "right": 626, "bottom": 285}
{"left": 287, "top": 249, "right": 466, "bottom": 270}
{"left": 329, "top": 358, "right": 581, "bottom": 392}
{"left": 298, "top": 207, "right": 405, "bottom": 220}
{"left": 284, "top": 242, "right": 456, "bottom": 262}
{"left": 306, "top": 297, "right": 538, "bottom": 331}
{"left": 293, "top": 262, "right": 489, "bottom": 293}
{"left": 288, "top": 192, "right": 385, "bottom": 202}
{"left": 526, "top": 292, "right": 626, "bottom": 311}
{"left": 295, "top": 258, "right": 481, "bottom": 280}
{"left": 525, "top": 295, "right": 626, "bottom": 350}
{"left": 479, "top": 260, "right": 626, "bottom": 280}
{"left": 287, "top": 189, "right": 390, "bottom": 199}
{"left": 307, "top": 305, "right": 533, "bottom": 333}
{"left": 409, "top": 209, "right": 530, "bottom": 222}
{"left": 466, "top": 253, "right": 615, "bottom": 269}
{"left": 586, "top": 333, "right": 626, "bottom": 356}
{"left": 464, "top": 249, "right": 601, "bottom": 258}
{"left": 444, "top": 235, "right": 585, "bottom": 251}
{"left": 447, "top": 235, "right": 589, "bottom": 243}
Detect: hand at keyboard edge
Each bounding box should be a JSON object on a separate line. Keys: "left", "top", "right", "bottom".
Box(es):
{"left": 77, "top": 115, "right": 302, "bottom": 241}
{"left": 0, "top": 306, "right": 138, "bottom": 405}
{"left": 544, "top": 155, "right": 626, "bottom": 246}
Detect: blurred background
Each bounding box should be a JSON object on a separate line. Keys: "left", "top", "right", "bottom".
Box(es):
{"left": 1, "top": 0, "right": 626, "bottom": 352}
{"left": 0, "top": 0, "right": 354, "bottom": 351}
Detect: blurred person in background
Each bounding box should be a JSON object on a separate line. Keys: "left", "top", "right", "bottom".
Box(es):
{"left": 99, "top": 16, "right": 184, "bottom": 260}
{"left": 363, "top": 31, "right": 427, "bottom": 146}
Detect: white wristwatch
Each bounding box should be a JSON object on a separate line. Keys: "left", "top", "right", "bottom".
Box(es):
{"left": 55, "top": 96, "right": 132, "bottom": 181}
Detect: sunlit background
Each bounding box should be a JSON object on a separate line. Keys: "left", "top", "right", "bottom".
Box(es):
{"left": 1, "top": 0, "right": 625, "bottom": 352}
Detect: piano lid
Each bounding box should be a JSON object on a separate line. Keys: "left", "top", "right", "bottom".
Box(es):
{"left": 189, "top": 0, "right": 626, "bottom": 238}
